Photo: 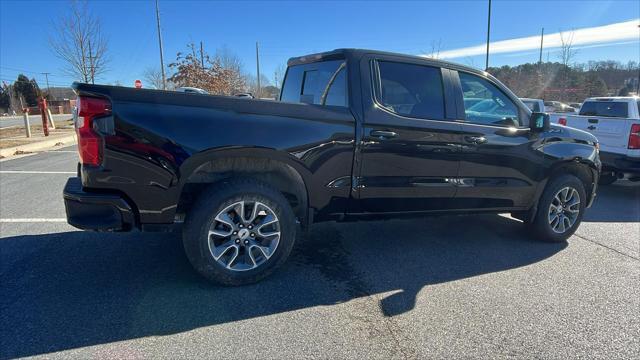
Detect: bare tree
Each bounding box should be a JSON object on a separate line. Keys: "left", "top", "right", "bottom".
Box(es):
{"left": 144, "top": 67, "right": 166, "bottom": 89}
{"left": 49, "top": 0, "right": 109, "bottom": 83}
{"left": 426, "top": 39, "right": 442, "bottom": 59}
{"left": 558, "top": 30, "right": 578, "bottom": 100}
{"left": 558, "top": 30, "right": 578, "bottom": 68}
{"left": 273, "top": 64, "right": 286, "bottom": 89}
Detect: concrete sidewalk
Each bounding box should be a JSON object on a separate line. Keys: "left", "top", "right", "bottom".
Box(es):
{"left": 0, "top": 127, "right": 76, "bottom": 158}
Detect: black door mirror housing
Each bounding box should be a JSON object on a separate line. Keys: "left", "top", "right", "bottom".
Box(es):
{"left": 530, "top": 112, "right": 550, "bottom": 132}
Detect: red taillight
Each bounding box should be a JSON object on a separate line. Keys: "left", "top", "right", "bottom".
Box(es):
{"left": 629, "top": 124, "right": 640, "bottom": 149}
{"left": 75, "top": 96, "right": 111, "bottom": 166}
{"left": 558, "top": 117, "right": 567, "bottom": 126}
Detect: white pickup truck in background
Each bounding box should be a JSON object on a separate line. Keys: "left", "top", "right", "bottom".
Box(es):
{"left": 555, "top": 97, "right": 640, "bottom": 184}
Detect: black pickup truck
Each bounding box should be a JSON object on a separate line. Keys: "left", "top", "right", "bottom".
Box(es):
{"left": 64, "top": 49, "right": 600, "bottom": 285}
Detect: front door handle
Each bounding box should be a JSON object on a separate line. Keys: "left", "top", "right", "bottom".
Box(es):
{"left": 587, "top": 125, "right": 596, "bottom": 130}
{"left": 370, "top": 130, "right": 398, "bottom": 140}
{"left": 464, "top": 135, "right": 487, "bottom": 144}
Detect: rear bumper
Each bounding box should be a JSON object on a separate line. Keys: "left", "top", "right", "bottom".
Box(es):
{"left": 63, "top": 177, "right": 136, "bottom": 231}
{"left": 599, "top": 151, "right": 640, "bottom": 177}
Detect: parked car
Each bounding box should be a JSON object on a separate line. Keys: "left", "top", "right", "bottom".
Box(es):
{"left": 176, "top": 87, "right": 209, "bottom": 94}
{"left": 544, "top": 101, "right": 575, "bottom": 113}
{"left": 520, "top": 98, "right": 545, "bottom": 112}
{"left": 555, "top": 96, "right": 639, "bottom": 184}
{"left": 64, "top": 49, "right": 601, "bottom": 285}
{"left": 569, "top": 102, "right": 582, "bottom": 112}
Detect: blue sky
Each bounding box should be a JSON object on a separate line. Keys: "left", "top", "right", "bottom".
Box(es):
{"left": 1, "top": 0, "right": 639, "bottom": 88}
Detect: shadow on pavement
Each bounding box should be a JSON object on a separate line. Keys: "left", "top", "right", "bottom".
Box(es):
{"left": 0, "top": 214, "right": 567, "bottom": 358}
{"left": 583, "top": 181, "right": 640, "bottom": 222}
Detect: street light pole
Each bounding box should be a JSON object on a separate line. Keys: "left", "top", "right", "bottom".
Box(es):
{"left": 485, "top": 0, "right": 492, "bottom": 71}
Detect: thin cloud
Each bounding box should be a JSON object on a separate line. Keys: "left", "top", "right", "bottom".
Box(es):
{"left": 429, "top": 19, "right": 640, "bottom": 59}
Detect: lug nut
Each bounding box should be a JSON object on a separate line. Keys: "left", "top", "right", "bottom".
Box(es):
{"left": 244, "top": 240, "right": 249, "bottom": 245}
{"left": 233, "top": 231, "right": 237, "bottom": 235}
{"left": 239, "top": 224, "right": 244, "bottom": 228}
{"left": 250, "top": 233, "right": 255, "bottom": 237}
{"left": 235, "top": 239, "right": 240, "bottom": 244}
{"left": 248, "top": 225, "right": 253, "bottom": 229}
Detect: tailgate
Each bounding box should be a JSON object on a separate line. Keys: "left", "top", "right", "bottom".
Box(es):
{"left": 564, "top": 115, "right": 631, "bottom": 152}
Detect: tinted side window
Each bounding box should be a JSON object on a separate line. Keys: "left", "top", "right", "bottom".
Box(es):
{"left": 377, "top": 61, "right": 445, "bottom": 120}
{"left": 459, "top": 72, "right": 519, "bottom": 126}
{"left": 280, "top": 60, "right": 347, "bottom": 106}
{"left": 579, "top": 101, "right": 628, "bottom": 118}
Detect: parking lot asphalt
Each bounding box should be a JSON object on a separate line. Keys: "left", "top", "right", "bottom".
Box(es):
{"left": 1, "top": 148, "right": 638, "bottom": 359}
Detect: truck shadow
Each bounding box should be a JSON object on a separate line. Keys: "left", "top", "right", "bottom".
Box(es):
{"left": 1, "top": 214, "right": 565, "bottom": 358}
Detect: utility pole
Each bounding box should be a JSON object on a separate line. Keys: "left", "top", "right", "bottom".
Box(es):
{"left": 41, "top": 72, "right": 51, "bottom": 96}
{"left": 255, "top": 41, "right": 261, "bottom": 98}
{"left": 200, "top": 41, "right": 205, "bottom": 70}
{"left": 155, "top": 0, "right": 167, "bottom": 90}
{"left": 485, "top": 0, "right": 492, "bottom": 71}
{"left": 538, "top": 28, "right": 544, "bottom": 64}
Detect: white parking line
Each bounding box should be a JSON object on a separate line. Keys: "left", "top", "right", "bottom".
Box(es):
{"left": 0, "top": 170, "right": 76, "bottom": 174}
{"left": 0, "top": 218, "right": 67, "bottom": 223}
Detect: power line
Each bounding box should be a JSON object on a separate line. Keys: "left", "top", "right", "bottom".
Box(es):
{"left": 0, "top": 66, "right": 61, "bottom": 77}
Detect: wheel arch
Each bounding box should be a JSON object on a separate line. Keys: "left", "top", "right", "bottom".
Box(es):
{"left": 175, "top": 147, "right": 311, "bottom": 225}
{"left": 518, "top": 158, "right": 598, "bottom": 224}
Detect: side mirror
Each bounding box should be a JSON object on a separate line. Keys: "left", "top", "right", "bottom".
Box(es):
{"left": 530, "top": 112, "right": 550, "bottom": 132}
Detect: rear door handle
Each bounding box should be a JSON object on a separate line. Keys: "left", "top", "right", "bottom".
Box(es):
{"left": 587, "top": 125, "right": 596, "bottom": 130}
{"left": 370, "top": 130, "right": 398, "bottom": 139}
{"left": 464, "top": 135, "right": 487, "bottom": 144}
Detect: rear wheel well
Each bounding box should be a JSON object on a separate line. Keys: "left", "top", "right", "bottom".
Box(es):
{"left": 176, "top": 157, "right": 308, "bottom": 223}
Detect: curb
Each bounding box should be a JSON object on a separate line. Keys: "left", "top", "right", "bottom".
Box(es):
{"left": 0, "top": 133, "right": 77, "bottom": 158}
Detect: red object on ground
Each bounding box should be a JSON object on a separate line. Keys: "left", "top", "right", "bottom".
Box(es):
{"left": 134, "top": 79, "right": 142, "bottom": 89}
{"left": 39, "top": 97, "right": 49, "bottom": 136}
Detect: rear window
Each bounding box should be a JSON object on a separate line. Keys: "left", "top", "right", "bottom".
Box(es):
{"left": 280, "top": 60, "right": 347, "bottom": 106}
{"left": 579, "top": 101, "right": 628, "bottom": 118}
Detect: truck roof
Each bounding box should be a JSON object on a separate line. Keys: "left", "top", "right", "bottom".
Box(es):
{"left": 585, "top": 96, "right": 639, "bottom": 102}
{"left": 287, "top": 48, "right": 490, "bottom": 78}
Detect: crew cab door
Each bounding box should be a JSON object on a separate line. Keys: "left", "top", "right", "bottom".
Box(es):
{"left": 452, "top": 70, "right": 540, "bottom": 209}
{"left": 354, "top": 57, "right": 464, "bottom": 213}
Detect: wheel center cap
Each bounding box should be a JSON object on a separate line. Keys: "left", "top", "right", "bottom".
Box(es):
{"left": 238, "top": 228, "right": 250, "bottom": 240}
